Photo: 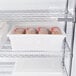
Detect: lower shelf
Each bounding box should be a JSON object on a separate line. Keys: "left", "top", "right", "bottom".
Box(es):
{"left": 0, "top": 39, "right": 70, "bottom": 76}
{"left": 12, "top": 58, "right": 66, "bottom": 76}
{"left": 12, "top": 72, "right": 66, "bottom": 76}
{"left": 0, "top": 62, "right": 15, "bottom": 76}
{"left": 0, "top": 58, "right": 67, "bottom": 76}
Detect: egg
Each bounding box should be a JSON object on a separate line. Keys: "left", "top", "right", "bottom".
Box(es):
{"left": 37, "top": 27, "right": 50, "bottom": 34}
{"left": 26, "top": 27, "right": 37, "bottom": 34}
{"left": 12, "top": 28, "right": 25, "bottom": 34}
{"left": 50, "top": 27, "right": 62, "bottom": 34}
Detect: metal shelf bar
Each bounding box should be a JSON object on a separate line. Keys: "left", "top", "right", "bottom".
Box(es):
{"left": 0, "top": 9, "right": 73, "bottom": 22}
{"left": 62, "top": 0, "right": 69, "bottom": 71}
{"left": 69, "top": 0, "right": 76, "bottom": 76}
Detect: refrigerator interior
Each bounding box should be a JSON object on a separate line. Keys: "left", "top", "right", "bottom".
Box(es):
{"left": 0, "top": 0, "right": 75, "bottom": 76}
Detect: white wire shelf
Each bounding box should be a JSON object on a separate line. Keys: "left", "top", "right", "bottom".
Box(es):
{"left": 0, "top": 40, "right": 69, "bottom": 76}
{"left": 12, "top": 57, "right": 66, "bottom": 76}
{"left": 0, "top": 58, "right": 67, "bottom": 76}
{"left": 0, "top": 9, "right": 72, "bottom": 76}
{"left": 0, "top": 9, "right": 73, "bottom": 22}
{"left": 0, "top": 62, "right": 15, "bottom": 76}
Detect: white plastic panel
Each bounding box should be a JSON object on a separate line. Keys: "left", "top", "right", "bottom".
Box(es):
{"left": 0, "top": 0, "right": 67, "bottom": 10}
{"left": 12, "top": 58, "right": 66, "bottom": 76}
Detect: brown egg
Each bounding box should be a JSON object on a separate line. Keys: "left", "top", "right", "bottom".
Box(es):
{"left": 37, "top": 27, "right": 50, "bottom": 34}
{"left": 50, "top": 27, "right": 62, "bottom": 34}
{"left": 12, "top": 28, "right": 25, "bottom": 34}
{"left": 26, "top": 27, "right": 37, "bottom": 34}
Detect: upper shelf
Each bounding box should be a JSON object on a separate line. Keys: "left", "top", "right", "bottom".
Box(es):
{"left": 0, "top": 9, "right": 73, "bottom": 22}
{"left": 0, "top": 0, "right": 68, "bottom": 10}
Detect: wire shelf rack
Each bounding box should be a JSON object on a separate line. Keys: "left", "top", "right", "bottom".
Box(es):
{"left": 0, "top": 2, "right": 75, "bottom": 75}
{"left": 0, "top": 9, "right": 73, "bottom": 22}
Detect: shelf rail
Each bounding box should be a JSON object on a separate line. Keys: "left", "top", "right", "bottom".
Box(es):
{"left": 0, "top": 9, "right": 73, "bottom": 22}
{"left": 69, "top": 0, "right": 76, "bottom": 76}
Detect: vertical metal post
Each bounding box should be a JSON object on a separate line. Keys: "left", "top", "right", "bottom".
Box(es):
{"left": 69, "top": 0, "right": 76, "bottom": 76}
{"left": 63, "top": 0, "right": 69, "bottom": 66}
{"left": 64, "top": 0, "right": 69, "bottom": 33}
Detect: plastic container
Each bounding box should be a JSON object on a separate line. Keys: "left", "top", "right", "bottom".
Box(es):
{"left": 7, "top": 26, "right": 65, "bottom": 51}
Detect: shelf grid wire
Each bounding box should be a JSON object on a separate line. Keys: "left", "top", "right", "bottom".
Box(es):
{"left": 0, "top": 9, "right": 73, "bottom": 22}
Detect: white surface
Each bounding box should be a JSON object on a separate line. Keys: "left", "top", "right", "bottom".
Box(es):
{"left": 0, "top": 0, "right": 74, "bottom": 10}
{"left": 14, "top": 58, "right": 62, "bottom": 72}
{"left": 12, "top": 58, "right": 66, "bottom": 76}
{"left": 0, "top": 0, "right": 67, "bottom": 10}
{"left": 8, "top": 34, "right": 65, "bottom": 51}
{"left": 12, "top": 72, "right": 65, "bottom": 76}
